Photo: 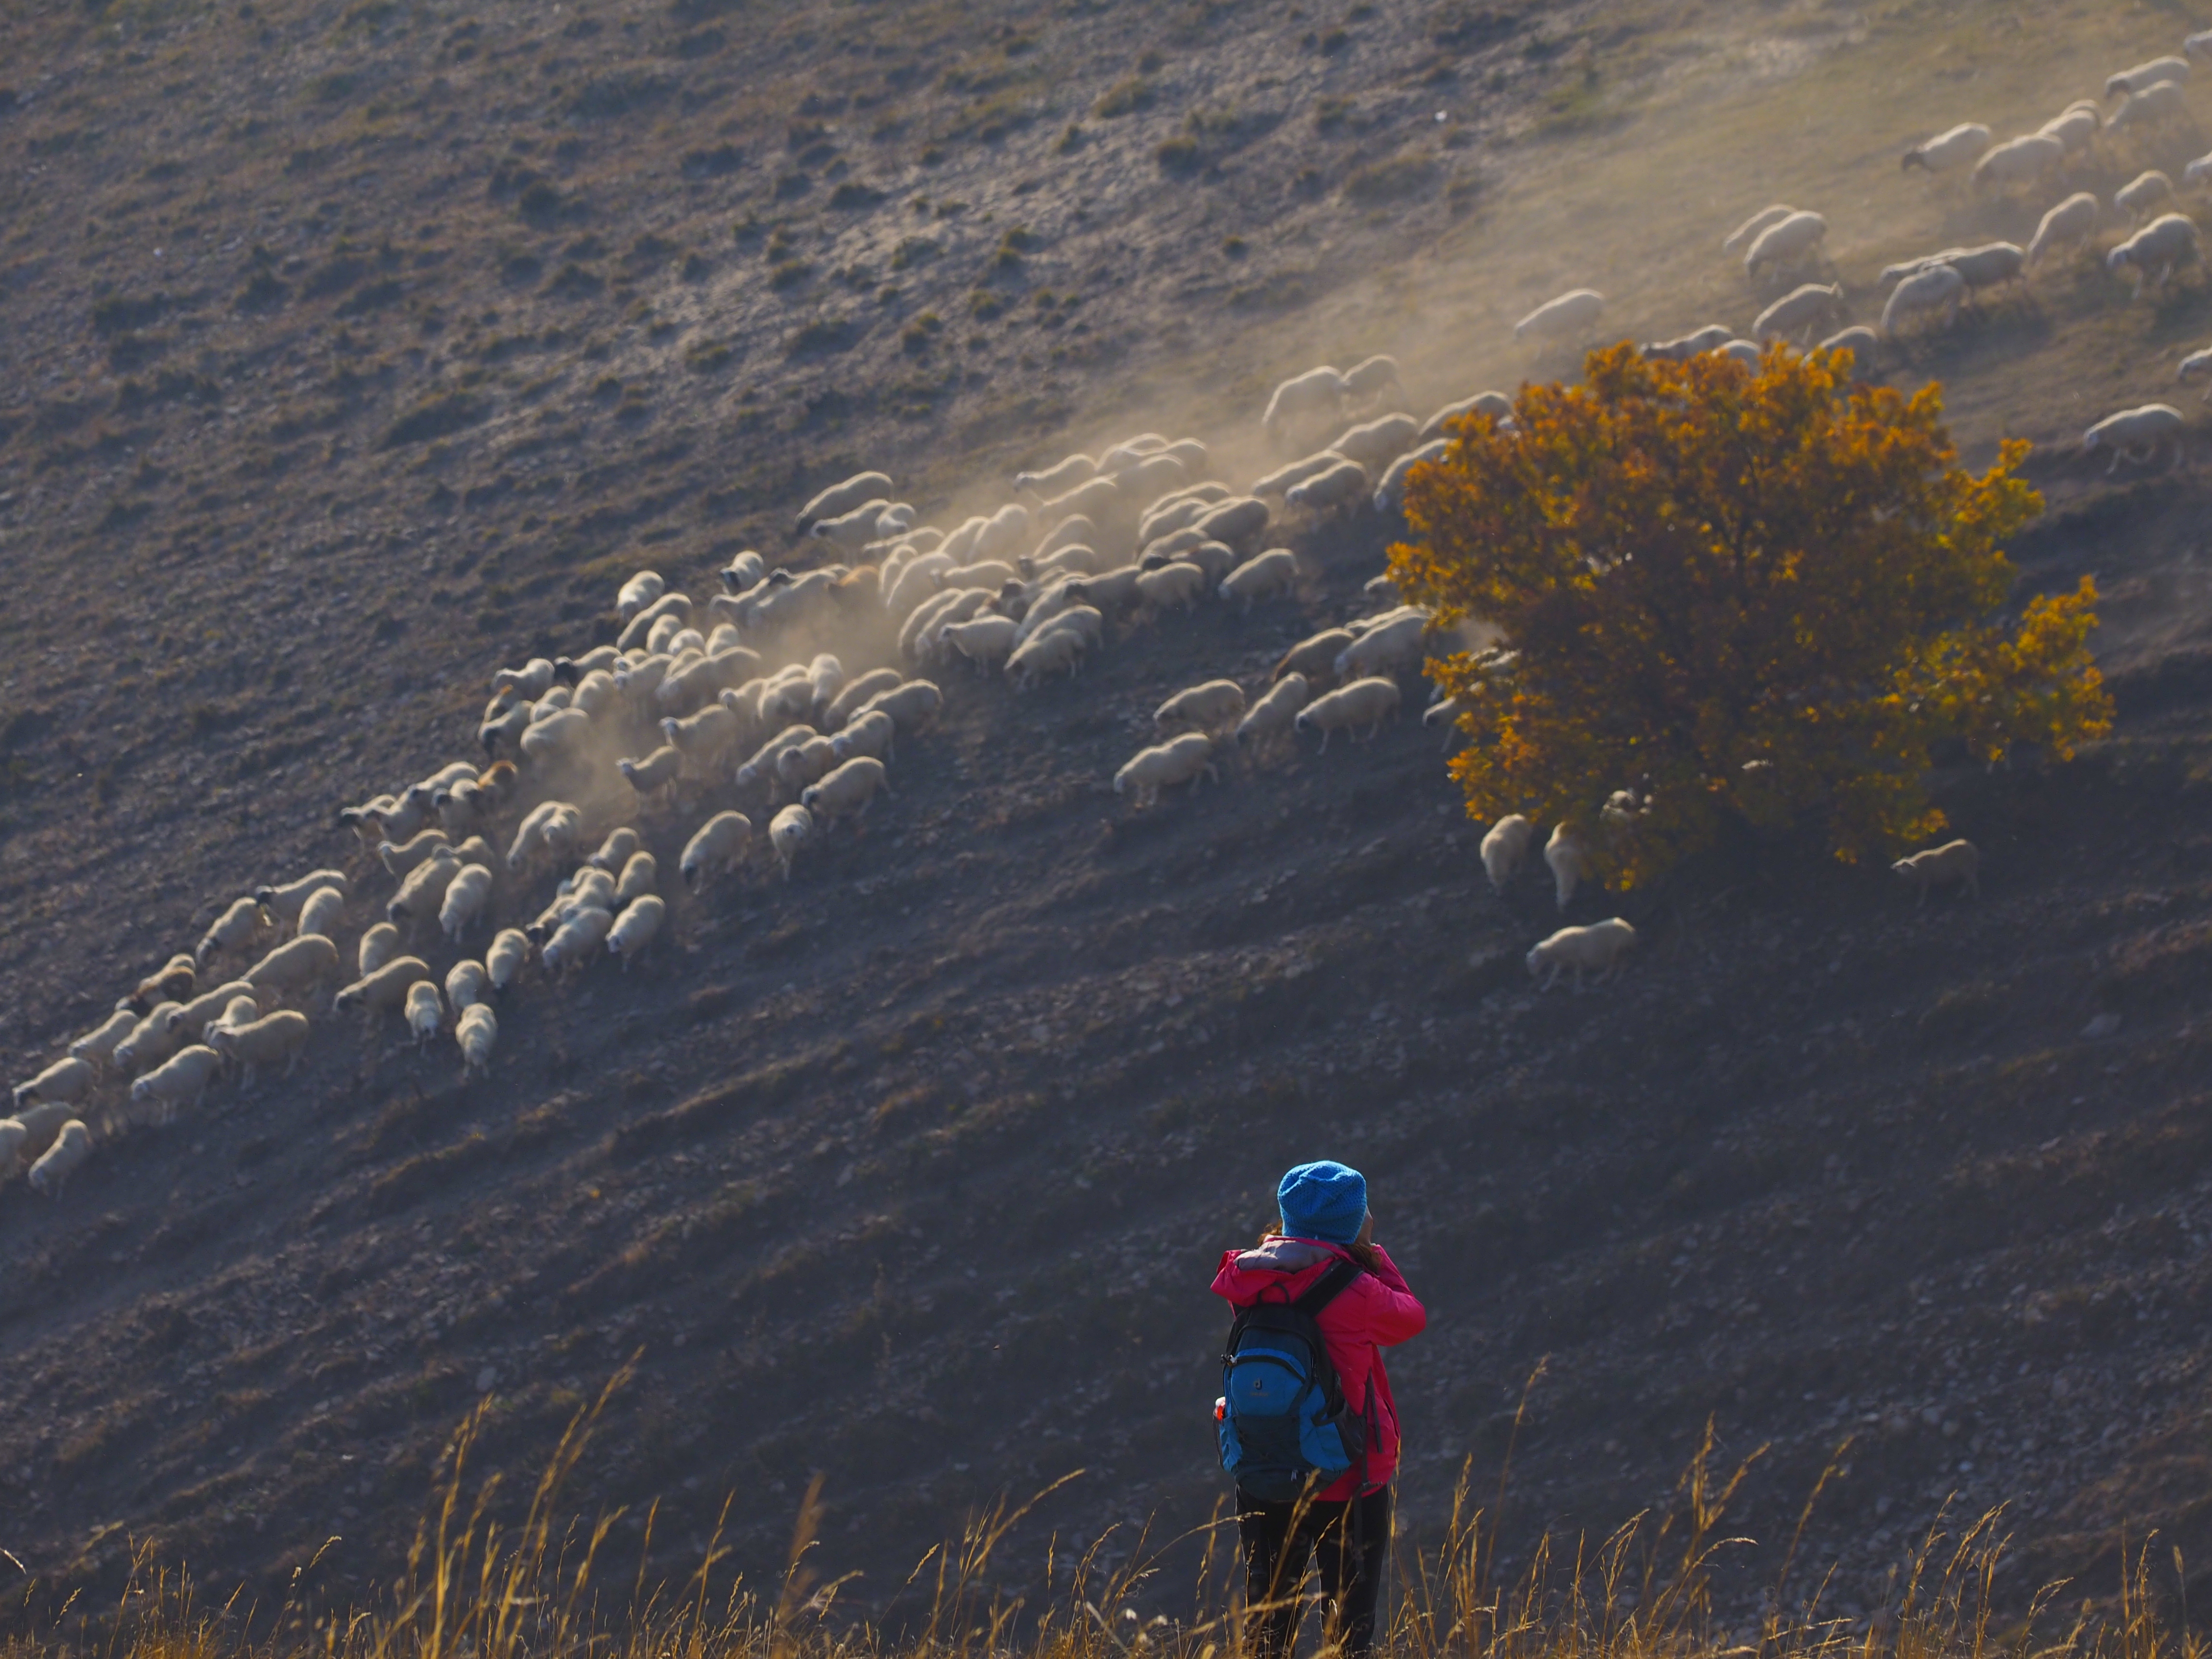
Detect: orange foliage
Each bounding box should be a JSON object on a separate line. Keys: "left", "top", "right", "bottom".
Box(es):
{"left": 1389, "top": 342, "right": 2113, "bottom": 886}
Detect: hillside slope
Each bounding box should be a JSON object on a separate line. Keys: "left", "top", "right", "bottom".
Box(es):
{"left": 6, "top": 0, "right": 2212, "bottom": 1637}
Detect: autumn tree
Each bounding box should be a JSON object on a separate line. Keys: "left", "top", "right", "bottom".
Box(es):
{"left": 1389, "top": 343, "right": 2112, "bottom": 888}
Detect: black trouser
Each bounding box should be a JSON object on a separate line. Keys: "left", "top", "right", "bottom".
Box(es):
{"left": 1238, "top": 1484, "right": 1391, "bottom": 1659}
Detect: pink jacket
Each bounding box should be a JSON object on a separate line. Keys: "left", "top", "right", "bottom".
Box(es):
{"left": 1211, "top": 1236, "right": 1427, "bottom": 1499}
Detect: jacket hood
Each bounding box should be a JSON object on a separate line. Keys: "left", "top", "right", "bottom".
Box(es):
{"left": 1214, "top": 1236, "right": 1346, "bottom": 1298}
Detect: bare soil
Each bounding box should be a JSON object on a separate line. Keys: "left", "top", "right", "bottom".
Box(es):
{"left": 6, "top": 0, "right": 2212, "bottom": 1640}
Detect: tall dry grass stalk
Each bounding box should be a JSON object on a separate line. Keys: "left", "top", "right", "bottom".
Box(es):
{"left": 1, "top": 1368, "right": 2200, "bottom": 1659}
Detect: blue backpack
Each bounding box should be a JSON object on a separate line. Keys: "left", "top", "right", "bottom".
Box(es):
{"left": 1216, "top": 1256, "right": 1368, "bottom": 1503}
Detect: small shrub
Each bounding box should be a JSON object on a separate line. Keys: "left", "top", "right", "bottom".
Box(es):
{"left": 769, "top": 259, "right": 813, "bottom": 290}
{"left": 901, "top": 313, "right": 943, "bottom": 355}
{"left": 889, "top": 236, "right": 938, "bottom": 271}
{"left": 785, "top": 315, "right": 858, "bottom": 356}
{"left": 829, "top": 180, "right": 885, "bottom": 209}
{"left": 1343, "top": 151, "right": 1439, "bottom": 203}
{"left": 1155, "top": 134, "right": 1202, "bottom": 173}
{"left": 1093, "top": 76, "right": 1153, "bottom": 117}
{"left": 966, "top": 289, "right": 1005, "bottom": 320}
{"left": 680, "top": 143, "right": 742, "bottom": 178}
{"left": 685, "top": 339, "right": 733, "bottom": 373}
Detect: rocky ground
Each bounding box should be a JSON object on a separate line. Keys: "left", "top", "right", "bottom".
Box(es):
{"left": 5, "top": 0, "right": 2212, "bottom": 1642}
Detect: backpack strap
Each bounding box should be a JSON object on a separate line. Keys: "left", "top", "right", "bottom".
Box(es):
{"left": 1291, "top": 1256, "right": 1361, "bottom": 1320}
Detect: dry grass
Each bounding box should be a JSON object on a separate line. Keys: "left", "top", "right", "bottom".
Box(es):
{"left": 3, "top": 1373, "right": 2203, "bottom": 1659}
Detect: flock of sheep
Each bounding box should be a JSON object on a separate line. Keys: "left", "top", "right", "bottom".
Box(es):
{"left": 1508, "top": 37, "right": 2212, "bottom": 472}
{"left": 15, "top": 23, "right": 2138, "bottom": 1204}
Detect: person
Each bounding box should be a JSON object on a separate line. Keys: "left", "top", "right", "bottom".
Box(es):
{"left": 1211, "top": 1159, "right": 1427, "bottom": 1659}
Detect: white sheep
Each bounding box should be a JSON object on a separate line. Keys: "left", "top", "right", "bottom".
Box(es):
{"left": 776, "top": 735, "right": 842, "bottom": 798}
{"left": 940, "top": 614, "right": 1021, "bottom": 675}
{"left": 1753, "top": 283, "right": 1847, "bottom": 344}
{"left": 589, "top": 827, "right": 640, "bottom": 872}
{"left": 486, "top": 928, "right": 532, "bottom": 994}
{"left": 2083, "top": 404, "right": 2186, "bottom": 471}
{"left": 1326, "top": 414, "right": 1419, "bottom": 472}
{"left": 130, "top": 1045, "right": 222, "bottom": 1121}
{"left": 388, "top": 850, "right": 463, "bottom": 930}
{"left": 243, "top": 934, "right": 342, "bottom": 1005}
{"left": 68, "top": 1003, "right": 138, "bottom": 1074}
{"left": 1113, "top": 733, "right": 1217, "bottom": 808}
{"left": 1295, "top": 678, "right": 1401, "bottom": 750}
{"left": 854, "top": 680, "right": 942, "bottom": 732}
{"left": 1972, "top": 133, "right": 2063, "bottom": 191}
{"left": 2109, "top": 81, "right": 2188, "bottom": 133}
{"left": 1156, "top": 680, "right": 1248, "bottom": 734}
{"left": 203, "top": 994, "right": 261, "bottom": 1046}
{"left": 769, "top": 804, "right": 813, "bottom": 880}
{"left": 1342, "top": 354, "right": 1402, "bottom": 402}
{"left": 735, "top": 725, "right": 820, "bottom": 793}
{"left": 1218, "top": 548, "right": 1300, "bottom": 613}
{"left": 1285, "top": 459, "right": 1371, "bottom": 515}
{"left": 1721, "top": 203, "right": 1794, "bottom": 254}
{"left": 438, "top": 863, "right": 495, "bottom": 944}
{"left": 618, "top": 745, "right": 686, "bottom": 805}
{"left": 2116, "top": 170, "right": 2176, "bottom": 225}
{"left": 493, "top": 657, "right": 557, "bottom": 699}
{"left": 717, "top": 550, "right": 767, "bottom": 594}
{"left": 357, "top": 922, "right": 400, "bottom": 978}
{"left": 614, "top": 590, "right": 691, "bottom": 652}
{"left": 1526, "top": 918, "right": 1637, "bottom": 990}
{"left": 1900, "top": 123, "right": 1991, "bottom": 173}
{"left": 195, "top": 897, "right": 272, "bottom": 967}
{"left": 1642, "top": 325, "right": 1736, "bottom": 362}
{"left": 1743, "top": 212, "right": 1827, "bottom": 276}
{"left": 207, "top": 1010, "right": 310, "bottom": 1087}
{"left": 1481, "top": 815, "right": 1534, "bottom": 893}
{"left": 794, "top": 758, "right": 888, "bottom": 831}
{"left": 1514, "top": 289, "right": 1606, "bottom": 342}
{"left": 1135, "top": 561, "right": 1209, "bottom": 611}
{"left": 1234, "top": 673, "right": 1310, "bottom": 754}
{"left": 1016, "top": 452, "right": 1097, "bottom": 498}
{"left": 1253, "top": 450, "right": 1352, "bottom": 501}
{"left": 1374, "top": 442, "right": 1450, "bottom": 516}
{"left": 1196, "top": 496, "right": 1271, "bottom": 547}
{"left": 255, "top": 869, "right": 349, "bottom": 927}
{"left": 1334, "top": 611, "right": 1430, "bottom": 681}
{"left": 610, "top": 851, "right": 656, "bottom": 908}
{"left": 1544, "top": 823, "right": 1589, "bottom": 910}
{"left": 617, "top": 570, "right": 666, "bottom": 621}
{"left": 2039, "top": 100, "right": 2102, "bottom": 155}
{"left": 830, "top": 709, "right": 899, "bottom": 766}
{"left": 404, "top": 980, "right": 444, "bottom": 1047}
{"left": 12, "top": 1057, "right": 94, "bottom": 1112}
{"left": 455, "top": 1002, "right": 498, "bottom": 1079}
{"left": 1880, "top": 264, "right": 1966, "bottom": 337}
{"left": 1417, "top": 391, "right": 1511, "bottom": 444}
{"left": 2179, "top": 347, "right": 2212, "bottom": 400}
{"left": 1262, "top": 366, "right": 1350, "bottom": 446}
{"left": 445, "top": 959, "right": 489, "bottom": 1012}
{"left": 2107, "top": 55, "right": 2189, "bottom": 98}
{"left": 2107, "top": 213, "right": 2200, "bottom": 297}
{"left": 1006, "top": 625, "right": 1086, "bottom": 689}
{"left": 603, "top": 894, "right": 664, "bottom": 967}
{"left": 294, "top": 886, "right": 345, "bottom": 944}
{"left": 334, "top": 955, "right": 432, "bottom": 1020}
{"left": 506, "top": 800, "right": 583, "bottom": 872}
{"left": 2026, "top": 192, "right": 2101, "bottom": 268}
{"left": 2191, "top": 31, "right": 2212, "bottom": 61}
{"left": 540, "top": 908, "right": 614, "bottom": 975}
{"left": 28, "top": 1121, "right": 92, "bottom": 1197}
{"left": 1033, "top": 603, "right": 1105, "bottom": 653}
{"left": 162, "top": 981, "right": 255, "bottom": 1043}
{"left": 795, "top": 470, "right": 892, "bottom": 533}
{"left": 1891, "top": 838, "right": 1980, "bottom": 904}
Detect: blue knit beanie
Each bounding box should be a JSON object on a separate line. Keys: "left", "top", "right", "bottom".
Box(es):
{"left": 1277, "top": 1160, "right": 1368, "bottom": 1245}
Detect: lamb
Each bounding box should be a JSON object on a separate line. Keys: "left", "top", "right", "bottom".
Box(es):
{"left": 493, "top": 658, "right": 558, "bottom": 700}
{"left": 678, "top": 811, "right": 752, "bottom": 893}
{"left": 1015, "top": 453, "right": 1097, "bottom": 498}
{"left": 2117, "top": 170, "right": 2176, "bottom": 225}
{"left": 1418, "top": 391, "right": 1512, "bottom": 443}
{"left": 402, "top": 980, "right": 443, "bottom": 1047}
{"left": 438, "top": 863, "right": 495, "bottom": 944}
{"left": 1216, "top": 548, "right": 1300, "bottom": 614}
{"left": 1113, "top": 733, "right": 1217, "bottom": 808}
{"left": 1276, "top": 628, "right": 1356, "bottom": 687}
{"left": 12, "top": 1057, "right": 94, "bottom": 1112}
{"left": 2180, "top": 347, "right": 2212, "bottom": 400}
{"left": 1262, "top": 365, "right": 1351, "bottom": 446}
{"left": 130, "top": 1045, "right": 222, "bottom": 1121}
{"left": 1006, "top": 625, "right": 1086, "bottom": 689}
{"left": 206, "top": 1010, "right": 310, "bottom": 1087}
{"left": 940, "top": 614, "right": 1021, "bottom": 675}
{"left": 1526, "top": 918, "right": 1637, "bottom": 991}
{"left": 1135, "top": 560, "right": 1209, "bottom": 611}
{"left": 1753, "top": 283, "right": 1848, "bottom": 344}
{"left": 196, "top": 897, "right": 272, "bottom": 967}
{"left": 1334, "top": 611, "right": 1430, "bottom": 681}
{"left": 455, "top": 1002, "right": 499, "bottom": 1079}
{"left": 242, "top": 934, "right": 343, "bottom": 1004}
{"left": 795, "top": 757, "right": 891, "bottom": 831}
{"left": 2027, "top": 193, "right": 2101, "bottom": 268}
{"left": 769, "top": 804, "right": 813, "bottom": 879}
{"left": 1515, "top": 289, "right": 1606, "bottom": 343}
{"left": 445, "top": 959, "right": 488, "bottom": 1012}
{"left": 69, "top": 1003, "right": 138, "bottom": 1074}
{"left": 617, "top": 570, "right": 665, "bottom": 621}
{"left": 2108, "top": 81, "right": 2188, "bottom": 133}
{"left": 1743, "top": 212, "right": 1827, "bottom": 276}
{"left": 1374, "top": 442, "right": 1451, "bottom": 515}
{"left": 1900, "top": 122, "right": 1991, "bottom": 172}
{"left": 1480, "top": 815, "right": 1534, "bottom": 892}
{"left": 795, "top": 470, "right": 893, "bottom": 534}
{"left": 1721, "top": 203, "right": 1794, "bottom": 254}
{"left": 2107, "top": 56, "right": 2189, "bottom": 98}
{"left": 1891, "top": 838, "right": 1980, "bottom": 904}
{"left": 823, "top": 667, "right": 905, "bottom": 730}
{"left": 2107, "top": 213, "right": 2200, "bottom": 297}
{"left": 334, "top": 955, "right": 432, "bottom": 1020}
{"left": 1285, "top": 459, "right": 1372, "bottom": 515}
{"left": 486, "top": 928, "right": 532, "bottom": 994}
{"left": 1294, "top": 678, "right": 1401, "bottom": 750}
{"left": 1972, "top": 133, "right": 2064, "bottom": 191}
{"left": 1195, "top": 496, "right": 1272, "bottom": 547}
{"left": 1234, "top": 673, "right": 1310, "bottom": 753}
{"left": 162, "top": 981, "right": 256, "bottom": 1043}
{"left": 357, "top": 923, "right": 400, "bottom": 977}
{"left": 854, "top": 680, "right": 943, "bottom": 732}
{"left": 1880, "top": 264, "right": 1966, "bottom": 337}
{"left": 2082, "top": 404, "right": 2186, "bottom": 472}
{"left": 27, "top": 1121, "right": 93, "bottom": 1197}
{"left": 388, "top": 850, "right": 463, "bottom": 930}
{"left": 1544, "top": 823, "right": 1589, "bottom": 910}
{"left": 132, "top": 953, "right": 198, "bottom": 1012}
{"left": 618, "top": 745, "right": 687, "bottom": 804}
